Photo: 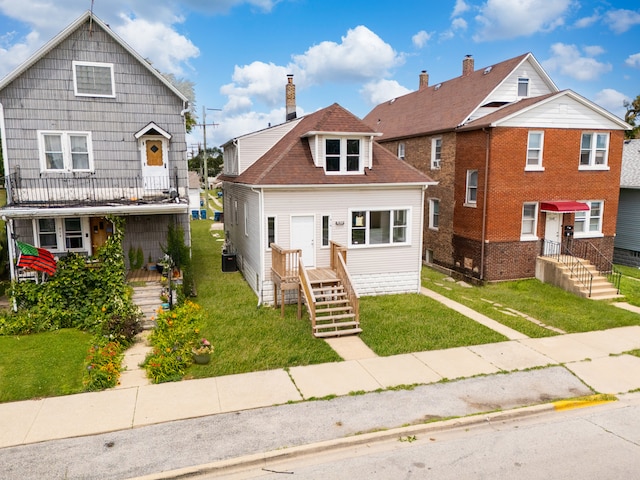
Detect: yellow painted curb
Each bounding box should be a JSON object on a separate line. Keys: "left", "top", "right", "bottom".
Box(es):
{"left": 553, "top": 396, "right": 617, "bottom": 411}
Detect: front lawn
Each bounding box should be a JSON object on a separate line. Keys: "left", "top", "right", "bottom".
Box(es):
{"left": 0, "top": 329, "right": 90, "bottom": 403}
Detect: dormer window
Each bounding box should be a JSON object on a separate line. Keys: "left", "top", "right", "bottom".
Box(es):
{"left": 325, "top": 138, "right": 361, "bottom": 174}
{"left": 518, "top": 77, "right": 529, "bottom": 97}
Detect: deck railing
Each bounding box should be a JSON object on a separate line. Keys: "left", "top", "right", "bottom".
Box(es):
{"left": 270, "top": 243, "right": 300, "bottom": 285}
{"left": 330, "top": 241, "right": 360, "bottom": 323}
{"left": 3, "top": 171, "right": 184, "bottom": 206}
{"left": 298, "top": 258, "right": 317, "bottom": 329}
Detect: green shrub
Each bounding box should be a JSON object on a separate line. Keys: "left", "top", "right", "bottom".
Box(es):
{"left": 83, "top": 335, "right": 125, "bottom": 391}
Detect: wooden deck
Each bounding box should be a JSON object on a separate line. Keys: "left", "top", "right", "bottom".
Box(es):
{"left": 127, "top": 269, "right": 162, "bottom": 282}
{"left": 306, "top": 267, "right": 338, "bottom": 284}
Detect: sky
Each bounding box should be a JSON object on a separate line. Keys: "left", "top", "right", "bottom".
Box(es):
{"left": 0, "top": 0, "right": 638, "bottom": 151}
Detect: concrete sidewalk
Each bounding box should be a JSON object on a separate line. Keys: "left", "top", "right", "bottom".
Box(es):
{"left": 2, "top": 325, "right": 640, "bottom": 449}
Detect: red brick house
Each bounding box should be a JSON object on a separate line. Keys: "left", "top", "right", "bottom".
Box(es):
{"left": 364, "top": 53, "right": 630, "bottom": 284}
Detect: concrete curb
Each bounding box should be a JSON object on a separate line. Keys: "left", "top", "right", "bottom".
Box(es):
{"left": 130, "top": 402, "right": 557, "bottom": 480}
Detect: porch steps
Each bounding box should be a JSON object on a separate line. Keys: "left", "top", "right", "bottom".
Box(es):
{"left": 131, "top": 282, "right": 164, "bottom": 329}
{"left": 555, "top": 261, "right": 622, "bottom": 300}
{"left": 311, "top": 282, "right": 362, "bottom": 338}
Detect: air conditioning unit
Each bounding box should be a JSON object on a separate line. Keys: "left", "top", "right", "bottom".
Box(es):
{"left": 432, "top": 159, "right": 441, "bottom": 169}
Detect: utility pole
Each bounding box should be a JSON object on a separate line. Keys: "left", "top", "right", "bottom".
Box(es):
{"left": 198, "top": 107, "right": 220, "bottom": 216}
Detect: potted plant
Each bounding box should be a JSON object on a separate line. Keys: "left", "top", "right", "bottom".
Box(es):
{"left": 192, "top": 338, "right": 212, "bottom": 364}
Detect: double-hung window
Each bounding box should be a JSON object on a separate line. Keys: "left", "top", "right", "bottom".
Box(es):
{"left": 518, "top": 77, "right": 529, "bottom": 97}
{"left": 321, "top": 215, "right": 330, "bottom": 247}
{"left": 38, "top": 131, "right": 93, "bottom": 172}
{"left": 465, "top": 170, "right": 478, "bottom": 205}
{"left": 397, "top": 142, "right": 405, "bottom": 160}
{"left": 350, "top": 209, "right": 409, "bottom": 246}
{"left": 574, "top": 201, "right": 603, "bottom": 237}
{"left": 325, "top": 138, "right": 361, "bottom": 173}
{"left": 266, "top": 216, "right": 276, "bottom": 249}
{"left": 429, "top": 199, "right": 440, "bottom": 230}
{"left": 580, "top": 133, "right": 609, "bottom": 169}
{"left": 36, "top": 217, "right": 86, "bottom": 252}
{"left": 521, "top": 203, "right": 538, "bottom": 240}
{"left": 526, "top": 131, "right": 544, "bottom": 170}
{"left": 431, "top": 137, "right": 442, "bottom": 169}
{"left": 73, "top": 61, "right": 115, "bottom": 97}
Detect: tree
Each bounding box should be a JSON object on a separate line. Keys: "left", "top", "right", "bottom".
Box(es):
{"left": 188, "top": 146, "right": 223, "bottom": 180}
{"left": 624, "top": 94, "right": 640, "bottom": 139}
{"left": 161, "top": 72, "right": 197, "bottom": 134}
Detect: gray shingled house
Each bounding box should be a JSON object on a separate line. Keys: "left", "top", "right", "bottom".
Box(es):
{"left": 614, "top": 139, "right": 640, "bottom": 267}
{"left": 0, "top": 11, "right": 191, "bottom": 281}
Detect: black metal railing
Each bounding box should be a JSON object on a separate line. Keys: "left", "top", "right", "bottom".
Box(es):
{"left": 3, "top": 171, "right": 184, "bottom": 207}
{"left": 570, "top": 240, "right": 621, "bottom": 294}
{"left": 541, "top": 240, "right": 593, "bottom": 296}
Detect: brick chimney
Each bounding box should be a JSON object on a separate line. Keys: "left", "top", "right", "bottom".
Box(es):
{"left": 419, "top": 70, "right": 429, "bottom": 90}
{"left": 462, "top": 55, "right": 474, "bottom": 76}
{"left": 286, "top": 74, "right": 296, "bottom": 121}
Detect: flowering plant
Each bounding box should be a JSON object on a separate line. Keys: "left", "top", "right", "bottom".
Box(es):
{"left": 192, "top": 338, "right": 212, "bottom": 355}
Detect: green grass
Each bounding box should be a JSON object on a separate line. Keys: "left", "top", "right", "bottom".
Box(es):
{"left": 616, "top": 264, "right": 640, "bottom": 307}
{"left": 422, "top": 267, "right": 640, "bottom": 334}
{"left": 359, "top": 294, "right": 506, "bottom": 356}
{"left": 186, "top": 220, "right": 340, "bottom": 379}
{"left": 615, "top": 264, "right": 640, "bottom": 280}
{"left": 0, "top": 329, "right": 90, "bottom": 403}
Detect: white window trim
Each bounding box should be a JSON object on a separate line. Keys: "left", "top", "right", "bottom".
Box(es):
{"left": 244, "top": 202, "right": 249, "bottom": 237}
{"left": 431, "top": 137, "right": 442, "bottom": 170}
{"left": 517, "top": 77, "right": 529, "bottom": 97}
{"left": 73, "top": 61, "right": 116, "bottom": 98}
{"left": 579, "top": 132, "right": 610, "bottom": 171}
{"left": 266, "top": 216, "right": 277, "bottom": 251}
{"left": 397, "top": 142, "right": 405, "bottom": 160}
{"left": 349, "top": 207, "right": 411, "bottom": 248}
{"left": 324, "top": 137, "right": 363, "bottom": 175}
{"left": 37, "top": 131, "right": 94, "bottom": 173}
{"left": 33, "top": 217, "right": 89, "bottom": 253}
{"left": 520, "top": 202, "right": 539, "bottom": 241}
{"left": 465, "top": 170, "right": 478, "bottom": 207}
{"left": 525, "top": 131, "right": 545, "bottom": 171}
{"left": 428, "top": 198, "right": 440, "bottom": 231}
{"left": 574, "top": 200, "right": 604, "bottom": 238}
{"left": 321, "top": 215, "right": 331, "bottom": 248}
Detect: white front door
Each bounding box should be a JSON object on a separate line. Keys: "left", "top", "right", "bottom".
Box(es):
{"left": 544, "top": 213, "right": 562, "bottom": 255}
{"left": 140, "top": 137, "right": 170, "bottom": 191}
{"left": 291, "top": 215, "right": 315, "bottom": 268}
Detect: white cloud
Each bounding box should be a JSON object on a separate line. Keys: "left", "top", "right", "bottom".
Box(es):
{"left": 604, "top": 9, "right": 640, "bottom": 34}
{"left": 626, "top": 53, "right": 640, "bottom": 69}
{"left": 593, "top": 88, "right": 629, "bottom": 119}
{"left": 220, "top": 61, "right": 291, "bottom": 112}
{"left": 0, "top": 30, "right": 41, "bottom": 78}
{"left": 452, "top": 17, "right": 468, "bottom": 31}
{"left": 115, "top": 15, "right": 200, "bottom": 76}
{"left": 360, "top": 79, "right": 411, "bottom": 106}
{"left": 412, "top": 30, "right": 432, "bottom": 49}
{"left": 473, "top": 0, "right": 571, "bottom": 41}
{"left": 574, "top": 12, "right": 600, "bottom": 29}
{"left": 292, "top": 26, "right": 403, "bottom": 84}
{"left": 452, "top": 0, "right": 470, "bottom": 18}
{"left": 542, "top": 43, "right": 612, "bottom": 81}
{"left": 583, "top": 45, "right": 605, "bottom": 57}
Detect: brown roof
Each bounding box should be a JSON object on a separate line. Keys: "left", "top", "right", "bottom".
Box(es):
{"left": 362, "top": 53, "right": 531, "bottom": 140}
{"left": 220, "top": 103, "right": 434, "bottom": 186}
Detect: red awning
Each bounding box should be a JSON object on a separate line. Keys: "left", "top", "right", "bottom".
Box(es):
{"left": 540, "top": 201, "right": 590, "bottom": 213}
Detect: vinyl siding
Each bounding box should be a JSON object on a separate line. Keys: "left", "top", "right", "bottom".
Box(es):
{"left": 615, "top": 189, "right": 640, "bottom": 251}
{"left": 236, "top": 120, "right": 301, "bottom": 174}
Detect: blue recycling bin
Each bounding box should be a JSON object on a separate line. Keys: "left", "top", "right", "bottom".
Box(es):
{"left": 200, "top": 199, "right": 204, "bottom": 206}
{"left": 217, "top": 191, "right": 223, "bottom": 198}
{"left": 200, "top": 209, "right": 207, "bottom": 219}
{"left": 191, "top": 210, "right": 199, "bottom": 220}
{"left": 214, "top": 211, "right": 221, "bottom": 221}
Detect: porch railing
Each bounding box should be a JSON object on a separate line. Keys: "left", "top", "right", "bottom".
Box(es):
{"left": 330, "top": 241, "right": 360, "bottom": 323}
{"left": 298, "top": 258, "right": 317, "bottom": 329}
{"left": 3, "top": 171, "right": 184, "bottom": 206}
{"left": 541, "top": 240, "right": 593, "bottom": 296}
{"left": 270, "top": 243, "right": 300, "bottom": 285}
{"left": 569, "top": 241, "right": 621, "bottom": 294}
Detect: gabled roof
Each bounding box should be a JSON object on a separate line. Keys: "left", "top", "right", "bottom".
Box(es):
{"left": 458, "top": 90, "right": 631, "bottom": 131}
{"left": 0, "top": 11, "right": 188, "bottom": 103}
{"left": 363, "top": 53, "right": 554, "bottom": 140}
{"left": 621, "top": 139, "right": 640, "bottom": 188}
{"left": 220, "top": 103, "right": 434, "bottom": 187}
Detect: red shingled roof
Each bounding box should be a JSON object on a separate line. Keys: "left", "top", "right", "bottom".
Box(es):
{"left": 362, "top": 53, "right": 531, "bottom": 140}
{"left": 220, "top": 103, "right": 434, "bottom": 186}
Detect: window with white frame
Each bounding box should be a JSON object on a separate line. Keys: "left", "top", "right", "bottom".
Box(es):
{"left": 574, "top": 201, "right": 603, "bottom": 236}
{"left": 321, "top": 215, "right": 330, "bottom": 247}
{"left": 38, "top": 131, "right": 93, "bottom": 172}
{"left": 350, "top": 209, "right": 409, "bottom": 246}
{"left": 521, "top": 203, "right": 538, "bottom": 239}
{"left": 397, "top": 142, "right": 405, "bottom": 160}
{"left": 431, "top": 137, "right": 442, "bottom": 169}
{"left": 244, "top": 202, "right": 249, "bottom": 236}
{"left": 233, "top": 200, "right": 238, "bottom": 225}
{"left": 325, "top": 138, "right": 361, "bottom": 173}
{"left": 580, "top": 133, "right": 609, "bottom": 168}
{"left": 73, "top": 61, "right": 115, "bottom": 97}
{"left": 266, "top": 216, "right": 276, "bottom": 249}
{"left": 526, "top": 131, "right": 544, "bottom": 169}
{"left": 518, "top": 77, "right": 529, "bottom": 97}
{"left": 429, "top": 199, "right": 440, "bottom": 230}
{"left": 36, "top": 217, "right": 86, "bottom": 252}
{"left": 465, "top": 170, "right": 478, "bottom": 205}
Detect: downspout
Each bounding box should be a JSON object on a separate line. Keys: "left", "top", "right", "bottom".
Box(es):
{"left": 480, "top": 128, "right": 491, "bottom": 281}
{"left": 252, "top": 186, "right": 264, "bottom": 307}
{"left": 0, "top": 104, "right": 16, "bottom": 286}
{"left": 418, "top": 185, "right": 427, "bottom": 292}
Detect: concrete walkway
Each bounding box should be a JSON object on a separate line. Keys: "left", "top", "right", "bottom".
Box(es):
{"left": 2, "top": 324, "right": 640, "bottom": 449}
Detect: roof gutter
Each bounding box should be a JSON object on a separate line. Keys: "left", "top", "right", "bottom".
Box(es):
{"left": 0, "top": 203, "right": 188, "bottom": 219}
